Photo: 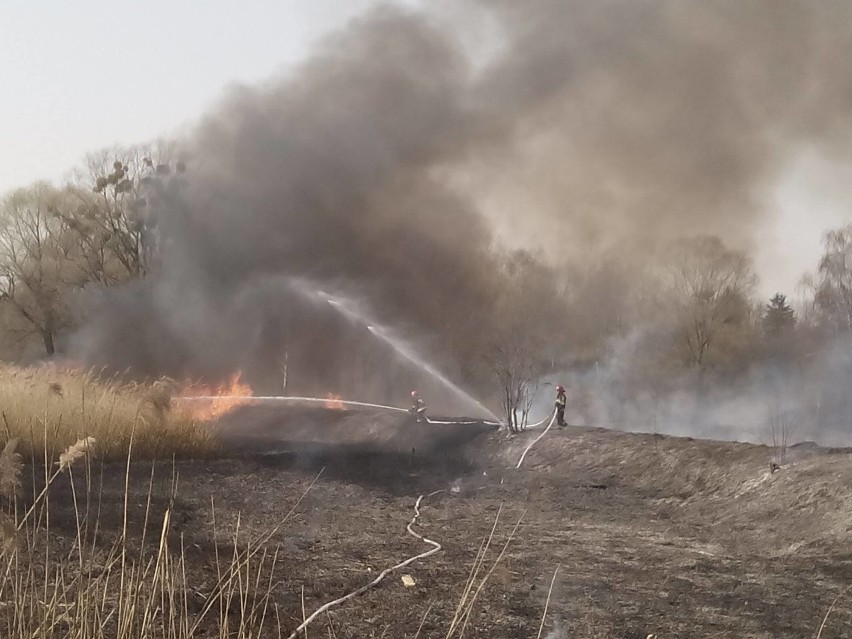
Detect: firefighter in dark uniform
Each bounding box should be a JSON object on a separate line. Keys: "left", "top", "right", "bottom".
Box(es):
{"left": 555, "top": 384, "right": 567, "bottom": 428}
{"left": 410, "top": 390, "right": 427, "bottom": 423}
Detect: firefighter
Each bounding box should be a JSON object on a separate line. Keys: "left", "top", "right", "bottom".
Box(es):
{"left": 555, "top": 384, "right": 567, "bottom": 428}
{"left": 410, "top": 390, "right": 427, "bottom": 423}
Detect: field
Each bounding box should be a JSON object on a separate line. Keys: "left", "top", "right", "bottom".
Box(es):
{"left": 7, "top": 399, "right": 852, "bottom": 638}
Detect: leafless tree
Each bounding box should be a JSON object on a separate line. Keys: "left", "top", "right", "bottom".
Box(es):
{"left": 811, "top": 224, "right": 852, "bottom": 334}
{"left": 0, "top": 184, "right": 83, "bottom": 355}
{"left": 66, "top": 143, "right": 181, "bottom": 283}
{"left": 765, "top": 403, "right": 798, "bottom": 469}
{"left": 484, "top": 327, "right": 547, "bottom": 433}
{"left": 666, "top": 236, "right": 757, "bottom": 376}
{"left": 480, "top": 251, "right": 564, "bottom": 432}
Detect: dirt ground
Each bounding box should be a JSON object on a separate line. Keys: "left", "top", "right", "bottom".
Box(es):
{"left": 34, "top": 404, "right": 852, "bottom": 638}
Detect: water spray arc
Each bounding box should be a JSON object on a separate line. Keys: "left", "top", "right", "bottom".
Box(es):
{"left": 314, "top": 288, "right": 501, "bottom": 422}
{"left": 178, "top": 278, "right": 504, "bottom": 423}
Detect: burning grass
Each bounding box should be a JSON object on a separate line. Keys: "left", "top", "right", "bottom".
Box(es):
{"left": 0, "top": 364, "right": 215, "bottom": 462}
{"left": 176, "top": 372, "right": 254, "bottom": 421}
{"left": 324, "top": 392, "right": 346, "bottom": 410}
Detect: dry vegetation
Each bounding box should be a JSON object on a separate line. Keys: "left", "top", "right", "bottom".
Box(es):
{"left": 0, "top": 440, "right": 288, "bottom": 639}
{"left": 0, "top": 401, "right": 850, "bottom": 637}
{"left": 0, "top": 364, "right": 214, "bottom": 462}
{"left": 0, "top": 430, "right": 521, "bottom": 639}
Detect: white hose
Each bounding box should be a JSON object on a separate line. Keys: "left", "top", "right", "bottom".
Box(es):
{"left": 426, "top": 417, "right": 502, "bottom": 426}
{"left": 177, "top": 395, "right": 409, "bottom": 413}
{"left": 176, "top": 394, "right": 503, "bottom": 425}
{"left": 523, "top": 410, "right": 554, "bottom": 430}
{"left": 515, "top": 409, "right": 557, "bottom": 469}
{"left": 286, "top": 493, "right": 442, "bottom": 639}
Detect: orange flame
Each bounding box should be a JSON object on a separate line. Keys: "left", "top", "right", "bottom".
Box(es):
{"left": 324, "top": 392, "right": 346, "bottom": 410}
{"left": 179, "top": 372, "right": 253, "bottom": 421}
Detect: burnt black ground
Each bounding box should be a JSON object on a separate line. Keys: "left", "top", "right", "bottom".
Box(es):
{"left": 25, "top": 405, "right": 852, "bottom": 638}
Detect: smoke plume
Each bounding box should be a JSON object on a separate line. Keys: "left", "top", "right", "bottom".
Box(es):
{"left": 68, "top": 2, "right": 852, "bottom": 422}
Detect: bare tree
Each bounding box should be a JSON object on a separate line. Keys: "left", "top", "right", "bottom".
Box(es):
{"left": 486, "top": 330, "right": 536, "bottom": 433}
{"left": 66, "top": 143, "right": 182, "bottom": 283}
{"left": 666, "top": 236, "right": 757, "bottom": 376}
{"left": 484, "top": 327, "right": 546, "bottom": 433}
{"left": 519, "top": 377, "right": 545, "bottom": 428}
{"left": 811, "top": 224, "right": 852, "bottom": 334}
{"left": 764, "top": 403, "right": 798, "bottom": 470}
{"left": 481, "top": 251, "right": 564, "bottom": 432}
{"left": 0, "top": 184, "right": 83, "bottom": 355}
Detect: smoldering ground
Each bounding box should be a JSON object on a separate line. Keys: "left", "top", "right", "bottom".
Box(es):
{"left": 67, "top": 2, "right": 852, "bottom": 436}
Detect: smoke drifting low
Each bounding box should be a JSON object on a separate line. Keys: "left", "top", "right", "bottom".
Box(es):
{"left": 68, "top": 2, "right": 852, "bottom": 428}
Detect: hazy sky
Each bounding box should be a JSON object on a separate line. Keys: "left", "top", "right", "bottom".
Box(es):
{"left": 0, "top": 0, "right": 384, "bottom": 192}
{"left": 1, "top": 0, "right": 850, "bottom": 297}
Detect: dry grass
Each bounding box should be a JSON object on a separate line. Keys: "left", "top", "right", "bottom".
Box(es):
{"left": 0, "top": 364, "right": 215, "bottom": 462}
{"left": 0, "top": 440, "right": 302, "bottom": 639}
{"left": 0, "top": 434, "right": 527, "bottom": 639}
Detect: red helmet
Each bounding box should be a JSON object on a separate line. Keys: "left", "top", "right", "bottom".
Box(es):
{"left": 556, "top": 384, "right": 565, "bottom": 392}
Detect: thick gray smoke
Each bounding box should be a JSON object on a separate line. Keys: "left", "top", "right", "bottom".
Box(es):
{"left": 464, "top": 0, "right": 852, "bottom": 261}
{"left": 68, "top": 2, "right": 852, "bottom": 420}
{"left": 70, "top": 7, "right": 500, "bottom": 402}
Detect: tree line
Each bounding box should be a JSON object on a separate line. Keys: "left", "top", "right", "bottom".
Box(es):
{"left": 483, "top": 233, "right": 852, "bottom": 434}
{"left": 0, "top": 145, "right": 180, "bottom": 357}
{"left": 2, "top": 144, "right": 852, "bottom": 439}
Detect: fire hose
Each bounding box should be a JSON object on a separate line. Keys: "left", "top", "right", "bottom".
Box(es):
{"left": 278, "top": 402, "right": 554, "bottom": 635}
{"left": 286, "top": 491, "right": 443, "bottom": 639}
{"left": 179, "top": 394, "right": 555, "bottom": 465}
{"left": 523, "top": 410, "right": 555, "bottom": 430}
{"left": 264, "top": 394, "right": 555, "bottom": 468}
{"left": 515, "top": 409, "right": 557, "bottom": 469}
{"left": 176, "top": 392, "right": 554, "bottom": 631}
{"left": 178, "top": 394, "right": 503, "bottom": 426}
{"left": 181, "top": 395, "right": 409, "bottom": 413}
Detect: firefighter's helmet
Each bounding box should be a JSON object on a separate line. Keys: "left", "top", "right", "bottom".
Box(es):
{"left": 411, "top": 390, "right": 419, "bottom": 398}
{"left": 556, "top": 384, "right": 565, "bottom": 392}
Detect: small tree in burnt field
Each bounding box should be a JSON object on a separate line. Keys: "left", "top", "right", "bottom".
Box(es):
{"left": 483, "top": 250, "right": 565, "bottom": 433}
{"left": 484, "top": 327, "right": 547, "bottom": 433}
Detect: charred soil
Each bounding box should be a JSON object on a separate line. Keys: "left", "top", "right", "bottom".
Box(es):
{"left": 22, "top": 406, "right": 852, "bottom": 638}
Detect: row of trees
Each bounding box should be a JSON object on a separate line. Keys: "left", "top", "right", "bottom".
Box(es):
{"left": 488, "top": 230, "right": 852, "bottom": 432}
{"left": 0, "top": 146, "right": 180, "bottom": 356}
{"left": 2, "top": 144, "right": 852, "bottom": 436}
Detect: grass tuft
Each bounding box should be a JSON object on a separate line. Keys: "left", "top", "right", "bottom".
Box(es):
{"left": 0, "top": 364, "right": 215, "bottom": 463}
{"left": 0, "top": 438, "right": 22, "bottom": 499}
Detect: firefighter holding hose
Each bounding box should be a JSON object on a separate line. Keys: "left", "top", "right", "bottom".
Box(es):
{"left": 410, "top": 390, "right": 427, "bottom": 423}
{"left": 555, "top": 384, "right": 567, "bottom": 428}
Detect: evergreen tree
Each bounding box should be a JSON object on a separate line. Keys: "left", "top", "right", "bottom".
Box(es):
{"left": 763, "top": 293, "right": 795, "bottom": 337}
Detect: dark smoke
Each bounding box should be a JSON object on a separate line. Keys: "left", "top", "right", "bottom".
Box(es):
{"left": 68, "top": 2, "right": 852, "bottom": 421}
{"left": 70, "top": 7, "right": 502, "bottom": 403}
{"left": 464, "top": 0, "right": 852, "bottom": 262}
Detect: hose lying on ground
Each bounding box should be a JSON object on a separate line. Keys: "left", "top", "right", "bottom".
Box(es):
{"left": 426, "top": 417, "right": 502, "bottom": 426}
{"left": 177, "top": 394, "right": 503, "bottom": 425}
{"left": 515, "top": 409, "right": 557, "bottom": 470}
{"left": 286, "top": 492, "right": 443, "bottom": 639}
